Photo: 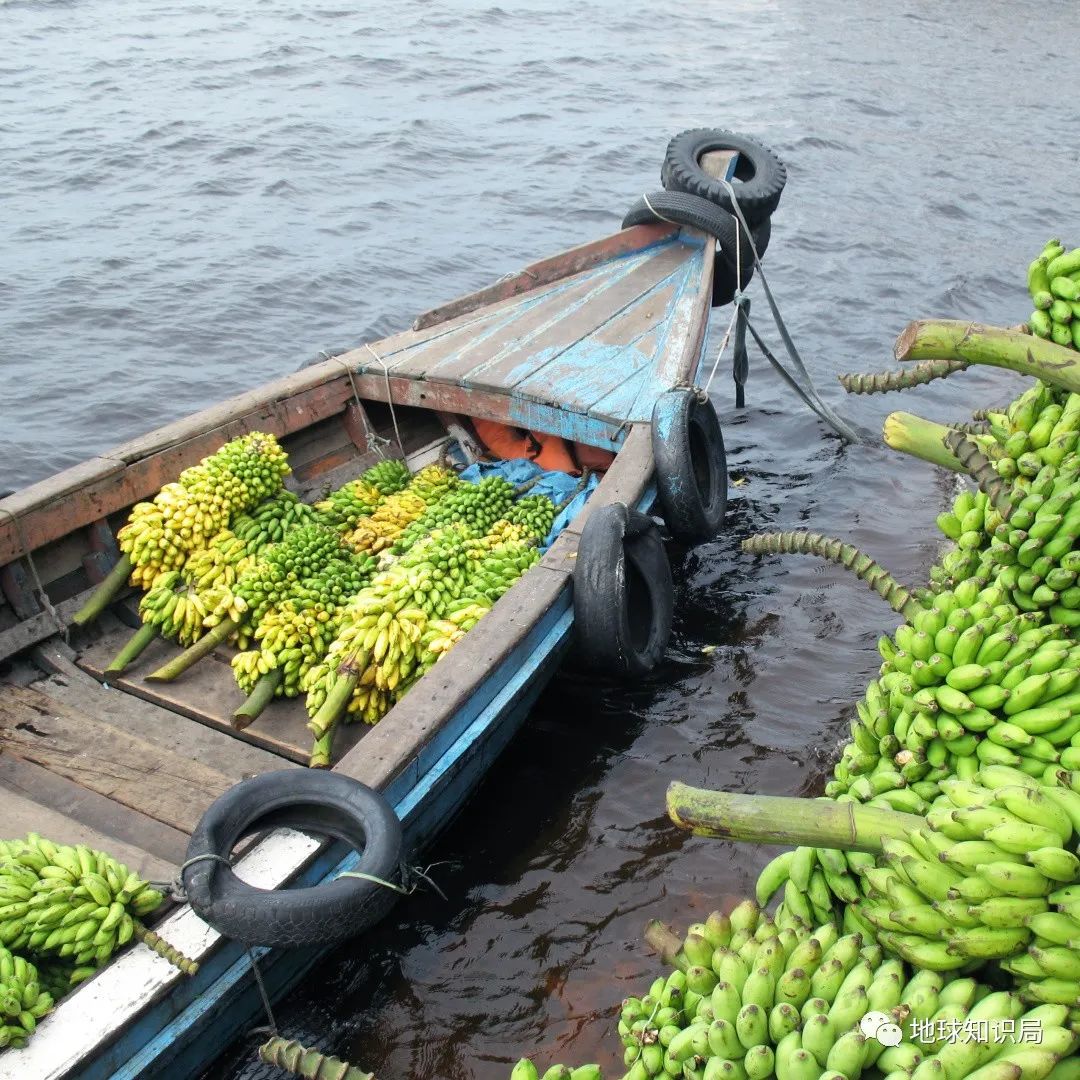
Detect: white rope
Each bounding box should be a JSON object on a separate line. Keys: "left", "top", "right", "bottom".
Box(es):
{"left": 363, "top": 344, "right": 407, "bottom": 462}
{"left": 703, "top": 303, "right": 742, "bottom": 395}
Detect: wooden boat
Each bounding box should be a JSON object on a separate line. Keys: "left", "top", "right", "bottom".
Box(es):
{"left": 0, "top": 151, "right": 741, "bottom": 1079}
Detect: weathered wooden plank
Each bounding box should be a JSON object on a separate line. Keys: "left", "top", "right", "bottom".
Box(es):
{"left": 0, "top": 785, "right": 176, "bottom": 883}
{"left": 512, "top": 274, "right": 682, "bottom": 413}
{"left": 78, "top": 634, "right": 368, "bottom": 766}
{"left": 0, "top": 683, "right": 235, "bottom": 834}
{"left": 462, "top": 242, "right": 691, "bottom": 393}
{"left": 625, "top": 235, "right": 713, "bottom": 421}
{"left": 37, "top": 672, "right": 292, "bottom": 780}
{"left": 0, "top": 754, "right": 189, "bottom": 867}
{"left": 0, "top": 585, "right": 104, "bottom": 665}
{"left": 333, "top": 561, "right": 570, "bottom": 788}
{"left": 412, "top": 223, "right": 678, "bottom": 330}
{"left": 384, "top": 258, "right": 629, "bottom": 381}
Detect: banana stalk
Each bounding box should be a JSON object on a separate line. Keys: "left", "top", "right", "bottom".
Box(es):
{"left": 882, "top": 411, "right": 968, "bottom": 472}
{"left": 105, "top": 622, "right": 159, "bottom": 676}
{"left": 895, "top": 319, "right": 1080, "bottom": 392}
{"left": 258, "top": 1036, "right": 374, "bottom": 1080}
{"left": 132, "top": 922, "right": 199, "bottom": 975}
{"left": 307, "top": 663, "right": 363, "bottom": 741}
{"left": 666, "top": 782, "right": 923, "bottom": 851}
{"left": 941, "top": 429, "right": 1014, "bottom": 517}
{"left": 145, "top": 617, "right": 239, "bottom": 682}
{"left": 741, "top": 531, "right": 922, "bottom": 617}
{"left": 233, "top": 669, "right": 284, "bottom": 730}
{"left": 71, "top": 555, "right": 134, "bottom": 626}
{"left": 838, "top": 357, "right": 968, "bottom": 394}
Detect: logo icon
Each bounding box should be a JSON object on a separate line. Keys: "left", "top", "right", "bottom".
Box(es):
{"left": 861, "top": 1011, "right": 903, "bottom": 1047}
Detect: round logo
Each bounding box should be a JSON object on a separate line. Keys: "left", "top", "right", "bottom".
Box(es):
{"left": 859, "top": 1011, "right": 890, "bottom": 1039}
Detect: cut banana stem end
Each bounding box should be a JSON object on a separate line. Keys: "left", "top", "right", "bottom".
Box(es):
{"left": 741, "top": 530, "right": 920, "bottom": 617}
{"left": 895, "top": 318, "right": 1080, "bottom": 392}
{"left": 643, "top": 919, "right": 686, "bottom": 971}
{"left": 257, "top": 1036, "right": 375, "bottom": 1080}
{"left": 145, "top": 617, "right": 240, "bottom": 682}
{"left": 105, "top": 622, "right": 159, "bottom": 676}
{"left": 71, "top": 555, "right": 134, "bottom": 627}
{"left": 666, "top": 781, "right": 923, "bottom": 852}
{"left": 838, "top": 357, "right": 969, "bottom": 395}
{"left": 941, "top": 429, "right": 1015, "bottom": 517}
{"left": 233, "top": 669, "right": 284, "bottom": 730}
{"left": 133, "top": 922, "right": 199, "bottom": 975}
{"left": 882, "top": 411, "right": 967, "bottom": 473}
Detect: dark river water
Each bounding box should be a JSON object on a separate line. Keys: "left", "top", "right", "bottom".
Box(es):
{"left": 3, "top": 0, "right": 1073, "bottom": 1077}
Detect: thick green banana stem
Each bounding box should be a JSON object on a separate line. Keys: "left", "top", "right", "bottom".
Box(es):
{"left": 666, "top": 782, "right": 923, "bottom": 852}
{"left": 882, "top": 412, "right": 966, "bottom": 473}
{"left": 742, "top": 531, "right": 920, "bottom": 617}
{"left": 233, "top": 669, "right": 284, "bottom": 730}
{"left": 145, "top": 617, "right": 239, "bottom": 682}
{"left": 258, "top": 1037, "right": 375, "bottom": 1080}
{"left": 306, "top": 666, "right": 360, "bottom": 741}
{"left": 133, "top": 922, "right": 199, "bottom": 975}
{"left": 105, "top": 622, "right": 158, "bottom": 676}
{"left": 896, "top": 319, "right": 1080, "bottom": 392}
{"left": 838, "top": 357, "right": 968, "bottom": 395}
{"left": 71, "top": 555, "right": 134, "bottom": 626}
{"left": 941, "top": 429, "right": 1014, "bottom": 517}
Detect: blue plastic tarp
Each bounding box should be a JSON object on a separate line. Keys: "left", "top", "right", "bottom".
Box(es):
{"left": 457, "top": 458, "right": 598, "bottom": 549}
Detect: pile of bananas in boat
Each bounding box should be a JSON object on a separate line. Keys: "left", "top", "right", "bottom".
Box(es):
{"left": 1027, "top": 239, "right": 1080, "bottom": 349}
{"left": 80, "top": 432, "right": 561, "bottom": 765}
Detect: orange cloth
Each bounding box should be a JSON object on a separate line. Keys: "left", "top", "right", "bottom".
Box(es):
{"left": 471, "top": 417, "right": 611, "bottom": 474}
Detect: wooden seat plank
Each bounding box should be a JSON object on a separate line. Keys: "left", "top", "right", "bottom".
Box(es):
{"left": 511, "top": 273, "right": 683, "bottom": 413}
{"left": 460, "top": 243, "right": 691, "bottom": 394}
{"left": 0, "top": 785, "right": 177, "bottom": 883}
{"left": 0, "top": 683, "right": 235, "bottom": 835}
{"left": 0, "top": 754, "right": 189, "bottom": 867}
{"left": 37, "top": 671, "right": 292, "bottom": 779}
{"left": 77, "top": 633, "right": 368, "bottom": 765}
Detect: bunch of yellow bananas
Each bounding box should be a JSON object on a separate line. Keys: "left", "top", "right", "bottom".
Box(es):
{"left": 346, "top": 465, "right": 459, "bottom": 554}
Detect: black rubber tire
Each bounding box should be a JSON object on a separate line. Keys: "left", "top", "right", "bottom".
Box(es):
{"left": 652, "top": 389, "right": 728, "bottom": 542}
{"left": 573, "top": 503, "right": 673, "bottom": 679}
{"left": 661, "top": 129, "right": 786, "bottom": 226}
{"left": 183, "top": 770, "right": 403, "bottom": 949}
{"left": 622, "top": 192, "right": 769, "bottom": 307}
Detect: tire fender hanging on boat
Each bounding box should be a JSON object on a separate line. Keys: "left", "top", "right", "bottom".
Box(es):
{"left": 572, "top": 502, "right": 673, "bottom": 678}
{"left": 621, "top": 189, "right": 771, "bottom": 307}
{"left": 651, "top": 388, "right": 728, "bottom": 543}
{"left": 183, "top": 770, "right": 403, "bottom": 949}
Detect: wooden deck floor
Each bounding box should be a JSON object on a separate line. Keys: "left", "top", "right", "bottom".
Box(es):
{"left": 339, "top": 232, "right": 709, "bottom": 427}
{"left": 0, "top": 656, "right": 296, "bottom": 884}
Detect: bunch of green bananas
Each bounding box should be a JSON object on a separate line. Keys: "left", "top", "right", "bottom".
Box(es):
{"left": 347, "top": 465, "right": 459, "bottom": 554}
{"left": 499, "top": 493, "right": 557, "bottom": 541}
{"left": 232, "top": 553, "right": 377, "bottom": 697}
{"left": 932, "top": 489, "right": 999, "bottom": 589}
{"left": 619, "top": 901, "right": 1079, "bottom": 1080}
{"left": 981, "top": 383, "right": 1079, "bottom": 482}
{"left": 0, "top": 835, "right": 163, "bottom": 986}
{"left": 1028, "top": 239, "right": 1080, "bottom": 349}
{"left": 0, "top": 948, "right": 53, "bottom": 1049}
{"left": 390, "top": 475, "right": 516, "bottom": 554}
{"left": 116, "top": 432, "right": 290, "bottom": 589}
{"left": 230, "top": 491, "right": 319, "bottom": 554}
{"left": 136, "top": 570, "right": 236, "bottom": 647}
{"left": 511, "top": 1061, "right": 601, "bottom": 1080}
{"left": 314, "top": 458, "right": 412, "bottom": 530}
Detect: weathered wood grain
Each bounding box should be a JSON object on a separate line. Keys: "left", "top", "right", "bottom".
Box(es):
{"left": 411, "top": 223, "right": 677, "bottom": 330}
{"left": 0, "top": 754, "right": 189, "bottom": 866}
{"left": 0, "top": 683, "right": 235, "bottom": 834}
